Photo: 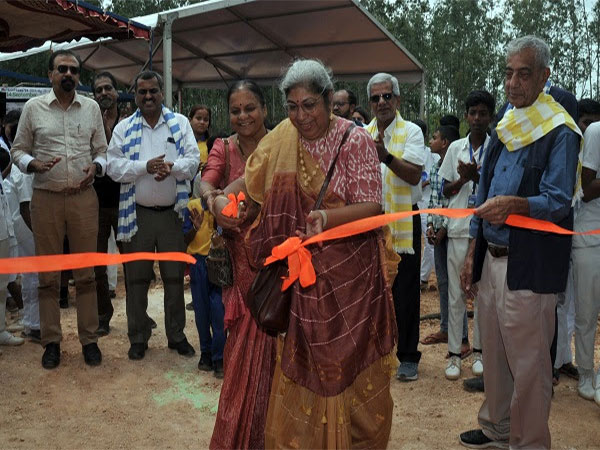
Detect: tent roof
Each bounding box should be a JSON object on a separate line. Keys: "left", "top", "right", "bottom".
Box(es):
{"left": 0, "top": 0, "right": 150, "bottom": 53}
{"left": 69, "top": 0, "right": 424, "bottom": 89}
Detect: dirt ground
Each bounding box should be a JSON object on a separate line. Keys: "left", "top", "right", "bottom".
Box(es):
{"left": 1, "top": 267, "right": 600, "bottom": 450}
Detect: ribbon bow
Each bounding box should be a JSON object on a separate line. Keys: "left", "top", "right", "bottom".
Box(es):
{"left": 221, "top": 192, "right": 246, "bottom": 218}
{"left": 265, "top": 236, "right": 315, "bottom": 291}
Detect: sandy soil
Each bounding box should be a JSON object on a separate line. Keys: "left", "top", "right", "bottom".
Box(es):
{"left": 1, "top": 268, "right": 600, "bottom": 450}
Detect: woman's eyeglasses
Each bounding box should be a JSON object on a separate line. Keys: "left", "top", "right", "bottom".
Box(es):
{"left": 370, "top": 93, "right": 394, "bottom": 103}
{"left": 56, "top": 65, "right": 80, "bottom": 75}
{"left": 285, "top": 98, "right": 321, "bottom": 115}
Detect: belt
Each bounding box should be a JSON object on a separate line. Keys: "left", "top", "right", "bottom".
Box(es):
{"left": 488, "top": 244, "right": 509, "bottom": 258}
{"left": 136, "top": 204, "right": 174, "bottom": 212}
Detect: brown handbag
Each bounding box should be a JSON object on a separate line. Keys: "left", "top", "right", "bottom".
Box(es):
{"left": 247, "top": 124, "right": 355, "bottom": 334}
{"left": 206, "top": 138, "right": 234, "bottom": 287}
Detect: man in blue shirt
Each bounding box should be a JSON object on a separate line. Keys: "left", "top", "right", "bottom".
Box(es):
{"left": 458, "top": 36, "right": 580, "bottom": 449}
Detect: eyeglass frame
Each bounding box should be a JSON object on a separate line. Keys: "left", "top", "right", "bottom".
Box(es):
{"left": 369, "top": 92, "right": 394, "bottom": 103}
{"left": 56, "top": 65, "right": 80, "bottom": 75}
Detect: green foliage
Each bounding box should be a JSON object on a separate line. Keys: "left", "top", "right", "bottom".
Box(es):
{"left": 3, "top": 0, "right": 600, "bottom": 132}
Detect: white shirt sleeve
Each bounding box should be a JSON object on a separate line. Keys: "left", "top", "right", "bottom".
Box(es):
{"left": 401, "top": 122, "right": 425, "bottom": 167}
{"left": 582, "top": 122, "right": 600, "bottom": 172}
{"left": 439, "top": 140, "right": 460, "bottom": 182}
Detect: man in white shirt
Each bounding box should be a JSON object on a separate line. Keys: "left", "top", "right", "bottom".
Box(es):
{"left": 365, "top": 73, "right": 425, "bottom": 381}
{"left": 107, "top": 71, "right": 199, "bottom": 361}
{"left": 439, "top": 90, "right": 495, "bottom": 381}
{"left": 572, "top": 121, "right": 600, "bottom": 406}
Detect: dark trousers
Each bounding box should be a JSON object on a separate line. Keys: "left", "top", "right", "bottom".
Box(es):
{"left": 392, "top": 204, "right": 422, "bottom": 364}
{"left": 95, "top": 207, "right": 122, "bottom": 323}
{"left": 190, "top": 255, "right": 225, "bottom": 361}
{"left": 122, "top": 206, "right": 187, "bottom": 345}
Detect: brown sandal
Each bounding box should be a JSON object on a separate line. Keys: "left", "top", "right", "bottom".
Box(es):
{"left": 420, "top": 331, "right": 448, "bottom": 345}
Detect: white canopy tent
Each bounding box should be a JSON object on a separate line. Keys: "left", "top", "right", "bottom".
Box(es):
{"left": 1, "top": 0, "right": 425, "bottom": 115}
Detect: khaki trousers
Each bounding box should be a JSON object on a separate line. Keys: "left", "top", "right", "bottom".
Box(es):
{"left": 477, "top": 251, "right": 556, "bottom": 450}
{"left": 31, "top": 188, "right": 99, "bottom": 346}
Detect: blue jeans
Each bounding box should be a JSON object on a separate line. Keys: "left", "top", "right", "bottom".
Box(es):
{"left": 190, "top": 255, "right": 225, "bottom": 361}
{"left": 434, "top": 236, "right": 467, "bottom": 338}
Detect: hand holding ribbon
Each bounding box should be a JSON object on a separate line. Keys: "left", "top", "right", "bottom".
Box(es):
{"left": 220, "top": 192, "right": 246, "bottom": 218}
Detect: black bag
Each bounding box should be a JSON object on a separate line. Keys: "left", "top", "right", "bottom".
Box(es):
{"left": 205, "top": 138, "right": 234, "bottom": 288}
{"left": 206, "top": 228, "right": 233, "bottom": 287}
{"left": 247, "top": 124, "right": 355, "bottom": 334}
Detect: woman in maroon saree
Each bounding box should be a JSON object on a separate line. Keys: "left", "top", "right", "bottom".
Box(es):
{"left": 216, "top": 60, "right": 397, "bottom": 448}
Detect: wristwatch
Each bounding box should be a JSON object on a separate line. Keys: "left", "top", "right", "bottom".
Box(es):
{"left": 384, "top": 153, "right": 394, "bottom": 166}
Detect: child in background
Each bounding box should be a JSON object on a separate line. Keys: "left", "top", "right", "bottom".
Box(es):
{"left": 421, "top": 125, "right": 463, "bottom": 349}
{"left": 183, "top": 196, "right": 225, "bottom": 379}
{"left": 188, "top": 105, "right": 211, "bottom": 172}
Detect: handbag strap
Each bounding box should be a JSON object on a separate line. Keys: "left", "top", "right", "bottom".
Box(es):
{"left": 223, "top": 138, "right": 231, "bottom": 189}
{"left": 313, "top": 123, "right": 356, "bottom": 210}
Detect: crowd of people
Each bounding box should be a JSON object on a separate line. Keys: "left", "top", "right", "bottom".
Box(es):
{"left": 1, "top": 34, "right": 599, "bottom": 449}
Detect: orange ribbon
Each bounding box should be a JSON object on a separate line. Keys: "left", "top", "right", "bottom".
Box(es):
{"left": 0, "top": 252, "right": 195, "bottom": 274}
{"left": 221, "top": 192, "right": 246, "bottom": 218}
{"left": 265, "top": 208, "right": 600, "bottom": 291}
{"left": 264, "top": 236, "right": 315, "bottom": 290}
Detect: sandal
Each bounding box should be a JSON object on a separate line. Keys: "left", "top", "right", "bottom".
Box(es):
{"left": 420, "top": 331, "right": 448, "bottom": 345}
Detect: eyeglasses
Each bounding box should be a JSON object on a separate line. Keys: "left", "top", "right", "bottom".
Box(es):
{"left": 369, "top": 93, "right": 394, "bottom": 103}
{"left": 94, "top": 85, "right": 114, "bottom": 94}
{"left": 137, "top": 88, "right": 160, "bottom": 96}
{"left": 56, "top": 65, "right": 80, "bottom": 75}
{"left": 285, "top": 97, "right": 321, "bottom": 116}
{"left": 333, "top": 101, "right": 349, "bottom": 108}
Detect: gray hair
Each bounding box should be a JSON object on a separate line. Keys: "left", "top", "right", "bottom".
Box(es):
{"left": 506, "top": 35, "right": 551, "bottom": 69}
{"left": 279, "top": 59, "right": 334, "bottom": 103}
{"left": 367, "top": 73, "right": 400, "bottom": 97}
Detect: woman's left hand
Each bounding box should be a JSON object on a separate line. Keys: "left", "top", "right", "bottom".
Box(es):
{"left": 296, "top": 210, "right": 325, "bottom": 246}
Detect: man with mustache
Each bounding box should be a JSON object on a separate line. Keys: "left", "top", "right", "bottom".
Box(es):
{"left": 365, "top": 73, "right": 425, "bottom": 382}
{"left": 92, "top": 72, "right": 123, "bottom": 337}
{"left": 11, "top": 50, "right": 107, "bottom": 369}
{"left": 107, "top": 71, "right": 199, "bottom": 361}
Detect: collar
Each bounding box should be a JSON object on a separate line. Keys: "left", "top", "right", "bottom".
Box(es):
{"left": 141, "top": 112, "right": 166, "bottom": 129}
{"left": 46, "top": 89, "right": 81, "bottom": 107}
{"left": 463, "top": 133, "right": 490, "bottom": 152}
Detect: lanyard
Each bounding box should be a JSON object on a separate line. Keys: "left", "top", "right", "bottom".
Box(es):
{"left": 468, "top": 139, "right": 486, "bottom": 164}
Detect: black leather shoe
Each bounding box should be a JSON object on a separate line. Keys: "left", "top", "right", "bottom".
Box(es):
{"left": 168, "top": 338, "right": 196, "bottom": 357}
{"left": 463, "top": 376, "right": 485, "bottom": 393}
{"left": 42, "top": 343, "right": 60, "bottom": 369}
{"left": 198, "top": 352, "right": 213, "bottom": 371}
{"left": 82, "top": 343, "right": 102, "bottom": 366}
{"left": 128, "top": 343, "right": 148, "bottom": 360}
{"left": 96, "top": 321, "right": 110, "bottom": 337}
{"left": 213, "top": 359, "right": 224, "bottom": 379}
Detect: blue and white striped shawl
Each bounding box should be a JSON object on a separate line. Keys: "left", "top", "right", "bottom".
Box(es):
{"left": 117, "top": 106, "right": 189, "bottom": 242}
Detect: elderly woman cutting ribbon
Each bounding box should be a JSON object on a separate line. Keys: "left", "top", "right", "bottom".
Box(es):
{"left": 214, "top": 59, "right": 397, "bottom": 449}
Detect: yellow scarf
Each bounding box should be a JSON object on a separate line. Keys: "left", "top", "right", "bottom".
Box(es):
{"left": 496, "top": 92, "right": 581, "bottom": 151}
{"left": 496, "top": 92, "right": 583, "bottom": 201}
{"left": 366, "top": 110, "right": 414, "bottom": 254}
